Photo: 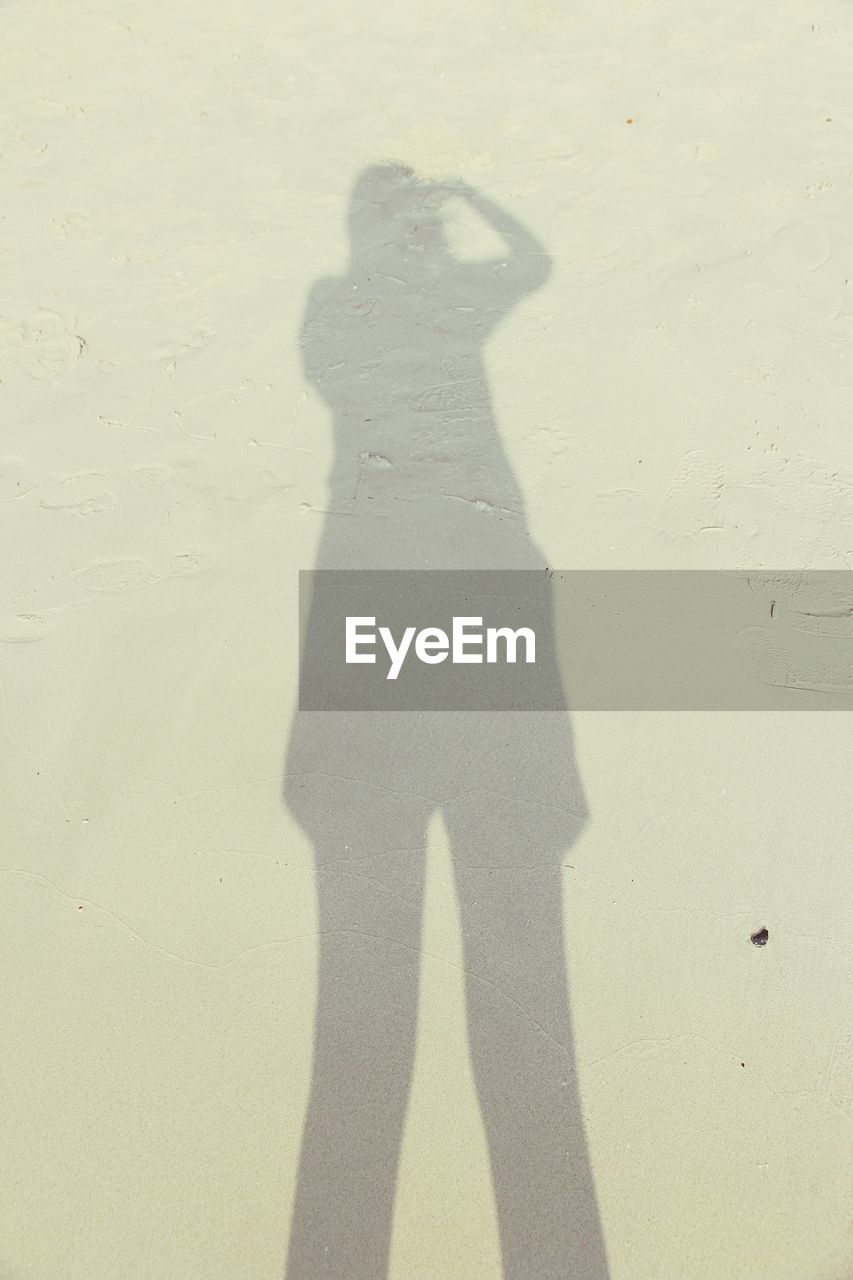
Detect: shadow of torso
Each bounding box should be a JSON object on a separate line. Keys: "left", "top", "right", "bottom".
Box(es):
{"left": 305, "top": 266, "right": 535, "bottom": 567}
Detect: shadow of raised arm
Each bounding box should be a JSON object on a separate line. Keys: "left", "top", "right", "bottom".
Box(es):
{"left": 452, "top": 180, "right": 553, "bottom": 299}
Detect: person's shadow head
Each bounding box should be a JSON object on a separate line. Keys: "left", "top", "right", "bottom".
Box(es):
{"left": 341, "top": 160, "right": 554, "bottom": 296}
{"left": 346, "top": 162, "right": 455, "bottom": 274}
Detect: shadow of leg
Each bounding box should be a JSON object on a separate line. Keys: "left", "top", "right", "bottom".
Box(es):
{"left": 283, "top": 774, "right": 431, "bottom": 1279}
{"left": 446, "top": 798, "right": 610, "bottom": 1280}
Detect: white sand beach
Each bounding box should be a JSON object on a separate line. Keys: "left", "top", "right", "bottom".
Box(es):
{"left": 1, "top": 1, "right": 851, "bottom": 1276}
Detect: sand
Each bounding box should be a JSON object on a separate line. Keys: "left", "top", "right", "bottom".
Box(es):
{"left": 1, "top": 0, "right": 852, "bottom": 1276}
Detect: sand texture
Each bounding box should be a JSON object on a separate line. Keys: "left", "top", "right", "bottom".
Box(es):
{"left": 1, "top": 1, "right": 852, "bottom": 1277}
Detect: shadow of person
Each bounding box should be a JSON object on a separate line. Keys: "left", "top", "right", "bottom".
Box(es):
{"left": 283, "top": 163, "right": 610, "bottom": 1279}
